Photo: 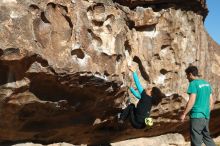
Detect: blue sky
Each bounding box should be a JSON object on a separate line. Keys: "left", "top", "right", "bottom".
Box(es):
{"left": 205, "top": 0, "right": 220, "bottom": 45}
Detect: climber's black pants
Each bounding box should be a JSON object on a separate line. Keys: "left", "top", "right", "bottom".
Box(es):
{"left": 190, "top": 118, "right": 216, "bottom": 146}
{"left": 120, "top": 104, "right": 145, "bottom": 129}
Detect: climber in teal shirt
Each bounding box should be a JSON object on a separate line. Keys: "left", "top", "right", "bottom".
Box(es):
{"left": 129, "top": 71, "right": 144, "bottom": 99}
{"left": 118, "top": 66, "right": 165, "bottom": 129}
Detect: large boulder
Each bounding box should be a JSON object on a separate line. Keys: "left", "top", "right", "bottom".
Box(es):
{"left": 0, "top": 0, "right": 219, "bottom": 145}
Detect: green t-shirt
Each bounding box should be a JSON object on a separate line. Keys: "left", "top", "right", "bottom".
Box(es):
{"left": 187, "top": 79, "right": 212, "bottom": 119}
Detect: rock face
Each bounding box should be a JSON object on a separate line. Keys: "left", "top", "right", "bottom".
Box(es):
{"left": 113, "top": 0, "right": 208, "bottom": 19}
{"left": 0, "top": 0, "right": 220, "bottom": 145}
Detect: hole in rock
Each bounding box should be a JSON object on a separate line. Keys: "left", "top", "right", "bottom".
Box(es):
{"left": 29, "top": 4, "right": 40, "bottom": 11}
{"left": 71, "top": 49, "right": 85, "bottom": 59}
{"left": 124, "top": 40, "right": 131, "bottom": 54}
{"left": 4, "top": 48, "right": 20, "bottom": 56}
{"left": 58, "top": 4, "right": 68, "bottom": 13}
{"left": 135, "top": 24, "right": 156, "bottom": 32}
{"left": 133, "top": 56, "right": 150, "bottom": 82}
{"left": 116, "top": 55, "right": 122, "bottom": 62}
{"left": 92, "top": 20, "right": 104, "bottom": 27}
{"left": 106, "top": 14, "right": 115, "bottom": 22}
{"left": 160, "top": 69, "right": 169, "bottom": 75}
{"left": 161, "top": 45, "right": 170, "bottom": 50}
{"left": 0, "top": 64, "right": 11, "bottom": 85}
{"left": 47, "top": 2, "right": 56, "bottom": 8}
{"left": 88, "top": 29, "right": 102, "bottom": 47}
{"left": 104, "top": 70, "right": 110, "bottom": 76}
{"left": 40, "top": 12, "right": 50, "bottom": 23}
{"left": 64, "top": 15, "right": 73, "bottom": 28}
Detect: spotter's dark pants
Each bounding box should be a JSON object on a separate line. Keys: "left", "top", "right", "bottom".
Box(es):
{"left": 190, "top": 118, "right": 216, "bottom": 146}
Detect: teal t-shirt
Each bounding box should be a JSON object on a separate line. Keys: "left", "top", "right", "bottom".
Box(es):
{"left": 187, "top": 79, "right": 212, "bottom": 119}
